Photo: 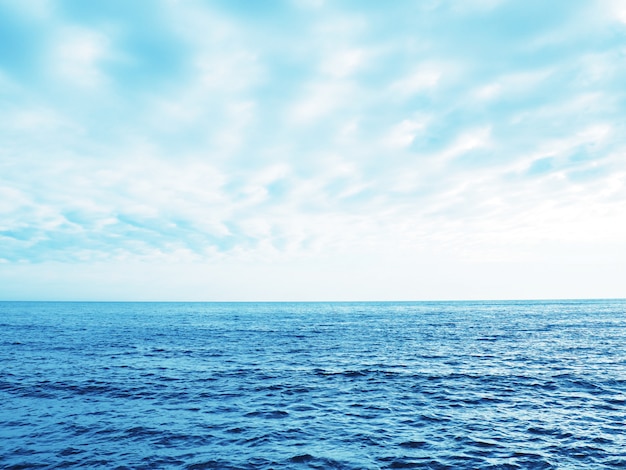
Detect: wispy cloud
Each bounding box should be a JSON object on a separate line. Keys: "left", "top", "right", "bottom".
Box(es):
{"left": 1, "top": 0, "right": 625, "bottom": 299}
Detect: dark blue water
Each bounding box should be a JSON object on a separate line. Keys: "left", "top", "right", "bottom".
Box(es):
{"left": 2, "top": 300, "right": 626, "bottom": 469}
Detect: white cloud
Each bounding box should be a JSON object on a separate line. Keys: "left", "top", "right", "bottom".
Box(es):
{"left": 384, "top": 118, "right": 428, "bottom": 149}
{"left": 288, "top": 79, "right": 356, "bottom": 124}
{"left": 390, "top": 65, "right": 443, "bottom": 96}
{"left": 211, "top": 100, "right": 257, "bottom": 155}
{"left": 320, "top": 47, "right": 368, "bottom": 78}
{"left": 471, "top": 68, "right": 554, "bottom": 102}
{"left": 50, "top": 27, "right": 112, "bottom": 88}
{"left": 194, "top": 49, "right": 261, "bottom": 92}
{"left": 2, "top": 0, "right": 626, "bottom": 299}
{"left": 5, "top": 106, "right": 79, "bottom": 135}
{"left": 599, "top": 0, "right": 626, "bottom": 25}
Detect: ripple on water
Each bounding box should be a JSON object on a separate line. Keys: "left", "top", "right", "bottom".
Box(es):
{"left": 2, "top": 300, "right": 626, "bottom": 469}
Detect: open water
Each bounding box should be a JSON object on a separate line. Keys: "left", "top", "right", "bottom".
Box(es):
{"left": 1, "top": 300, "right": 626, "bottom": 469}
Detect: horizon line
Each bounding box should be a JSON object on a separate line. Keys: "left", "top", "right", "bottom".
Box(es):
{"left": 1, "top": 298, "right": 624, "bottom": 303}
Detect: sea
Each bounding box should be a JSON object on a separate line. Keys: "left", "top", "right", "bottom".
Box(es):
{"left": 1, "top": 300, "right": 626, "bottom": 469}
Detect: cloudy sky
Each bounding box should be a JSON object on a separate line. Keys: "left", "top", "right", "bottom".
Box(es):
{"left": 1, "top": 0, "right": 625, "bottom": 301}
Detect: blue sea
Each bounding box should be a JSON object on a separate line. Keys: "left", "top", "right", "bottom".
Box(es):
{"left": 2, "top": 300, "right": 626, "bottom": 469}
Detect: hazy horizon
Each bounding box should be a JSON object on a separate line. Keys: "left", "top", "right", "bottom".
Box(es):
{"left": 1, "top": 298, "right": 624, "bottom": 304}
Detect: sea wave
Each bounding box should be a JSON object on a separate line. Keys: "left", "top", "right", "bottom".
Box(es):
{"left": 1, "top": 300, "right": 626, "bottom": 469}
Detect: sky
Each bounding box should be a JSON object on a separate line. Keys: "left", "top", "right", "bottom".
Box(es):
{"left": 1, "top": 0, "right": 626, "bottom": 301}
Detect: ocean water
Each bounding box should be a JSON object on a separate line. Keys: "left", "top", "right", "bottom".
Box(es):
{"left": 1, "top": 300, "right": 626, "bottom": 469}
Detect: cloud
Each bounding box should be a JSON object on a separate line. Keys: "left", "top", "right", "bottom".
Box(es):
{"left": 49, "top": 26, "right": 111, "bottom": 88}
{"left": 1, "top": 0, "right": 626, "bottom": 299}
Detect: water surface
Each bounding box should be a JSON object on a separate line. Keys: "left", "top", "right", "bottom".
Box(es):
{"left": 2, "top": 300, "right": 626, "bottom": 468}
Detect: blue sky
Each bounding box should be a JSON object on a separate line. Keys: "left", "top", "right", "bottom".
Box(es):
{"left": 1, "top": 0, "right": 625, "bottom": 300}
